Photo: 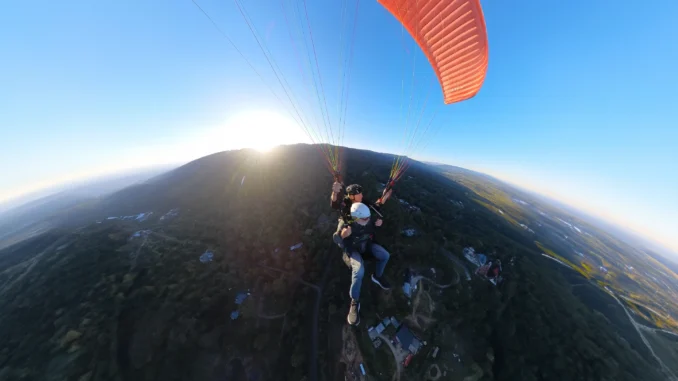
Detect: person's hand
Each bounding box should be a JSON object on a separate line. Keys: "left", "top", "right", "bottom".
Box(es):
{"left": 332, "top": 182, "right": 342, "bottom": 193}
{"left": 341, "top": 226, "right": 352, "bottom": 238}
{"left": 376, "top": 189, "right": 392, "bottom": 206}
{"left": 379, "top": 189, "right": 393, "bottom": 204}
{"left": 375, "top": 219, "right": 383, "bottom": 227}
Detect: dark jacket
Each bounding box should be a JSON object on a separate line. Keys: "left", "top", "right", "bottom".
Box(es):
{"left": 336, "top": 218, "right": 377, "bottom": 254}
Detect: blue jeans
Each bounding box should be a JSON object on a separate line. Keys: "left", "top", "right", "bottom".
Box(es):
{"left": 348, "top": 243, "right": 390, "bottom": 301}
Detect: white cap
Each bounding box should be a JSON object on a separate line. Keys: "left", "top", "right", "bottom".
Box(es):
{"left": 350, "top": 202, "right": 371, "bottom": 219}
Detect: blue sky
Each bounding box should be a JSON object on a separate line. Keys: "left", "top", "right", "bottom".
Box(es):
{"left": 1, "top": 0, "right": 677, "bottom": 254}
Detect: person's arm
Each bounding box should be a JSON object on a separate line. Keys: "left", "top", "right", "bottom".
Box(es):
{"left": 330, "top": 196, "right": 342, "bottom": 210}
{"left": 365, "top": 199, "right": 383, "bottom": 218}
{"left": 376, "top": 188, "right": 393, "bottom": 206}
{"left": 330, "top": 182, "right": 342, "bottom": 209}
{"left": 335, "top": 219, "right": 346, "bottom": 233}
{"left": 340, "top": 225, "right": 352, "bottom": 239}
{"left": 340, "top": 223, "right": 354, "bottom": 252}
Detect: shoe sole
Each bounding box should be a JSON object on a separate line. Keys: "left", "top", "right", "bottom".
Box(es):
{"left": 371, "top": 274, "right": 391, "bottom": 290}
{"left": 347, "top": 303, "right": 360, "bottom": 326}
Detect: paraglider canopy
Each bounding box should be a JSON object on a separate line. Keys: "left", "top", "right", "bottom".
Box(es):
{"left": 377, "top": 0, "right": 489, "bottom": 104}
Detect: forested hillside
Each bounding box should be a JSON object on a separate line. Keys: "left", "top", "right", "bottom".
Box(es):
{"left": 0, "top": 145, "right": 671, "bottom": 381}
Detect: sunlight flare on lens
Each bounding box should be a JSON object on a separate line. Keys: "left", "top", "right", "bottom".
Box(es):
{"left": 220, "top": 110, "right": 309, "bottom": 152}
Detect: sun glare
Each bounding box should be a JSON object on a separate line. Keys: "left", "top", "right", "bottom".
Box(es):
{"left": 220, "top": 110, "right": 309, "bottom": 153}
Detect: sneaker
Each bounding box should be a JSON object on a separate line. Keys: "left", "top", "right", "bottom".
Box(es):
{"left": 347, "top": 300, "right": 360, "bottom": 326}
{"left": 371, "top": 274, "right": 391, "bottom": 290}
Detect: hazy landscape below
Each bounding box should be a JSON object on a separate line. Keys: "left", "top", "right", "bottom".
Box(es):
{"left": 0, "top": 165, "right": 176, "bottom": 250}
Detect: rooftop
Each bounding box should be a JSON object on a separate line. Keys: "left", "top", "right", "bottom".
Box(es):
{"left": 395, "top": 325, "right": 423, "bottom": 354}
{"left": 235, "top": 292, "right": 250, "bottom": 305}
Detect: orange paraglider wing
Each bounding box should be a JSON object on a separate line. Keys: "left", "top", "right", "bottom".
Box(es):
{"left": 378, "top": 0, "right": 489, "bottom": 104}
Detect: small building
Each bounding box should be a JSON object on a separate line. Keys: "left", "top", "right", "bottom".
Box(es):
{"left": 200, "top": 251, "right": 214, "bottom": 263}
{"left": 382, "top": 317, "right": 391, "bottom": 328}
{"left": 395, "top": 325, "right": 423, "bottom": 355}
{"left": 463, "top": 247, "right": 478, "bottom": 265}
{"left": 368, "top": 327, "right": 379, "bottom": 341}
{"left": 403, "top": 268, "right": 414, "bottom": 298}
{"left": 476, "top": 263, "right": 491, "bottom": 277}
{"left": 402, "top": 228, "right": 416, "bottom": 237}
{"left": 450, "top": 199, "right": 464, "bottom": 208}
{"left": 160, "top": 208, "right": 180, "bottom": 221}
{"left": 477, "top": 260, "right": 502, "bottom": 285}
{"left": 375, "top": 323, "right": 386, "bottom": 334}
{"left": 234, "top": 292, "right": 249, "bottom": 305}
{"left": 135, "top": 212, "right": 153, "bottom": 221}
{"left": 403, "top": 281, "right": 417, "bottom": 299}
{"left": 368, "top": 327, "right": 384, "bottom": 348}
{"left": 390, "top": 317, "right": 400, "bottom": 328}
{"left": 519, "top": 223, "right": 534, "bottom": 233}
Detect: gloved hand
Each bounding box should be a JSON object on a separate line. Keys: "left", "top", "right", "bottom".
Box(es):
{"left": 382, "top": 188, "right": 393, "bottom": 200}
{"left": 332, "top": 182, "right": 342, "bottom": 194}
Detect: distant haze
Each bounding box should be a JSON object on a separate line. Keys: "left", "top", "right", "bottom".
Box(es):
{"left": 0, "top": 165, "right": 176, "bottom": 217}
{"left": 428, "top": 161, "right": 678, "bottom": 263}
{"left": 3, "top": 148, "right": 677, "bottom": 263}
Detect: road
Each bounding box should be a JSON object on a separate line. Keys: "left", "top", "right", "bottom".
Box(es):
{"left": 258, "top": 249, "right": 335, "bottom": 381}
{"left": 377, "top": 332, "right": 403, "bottom": 381}
{"left": 260, "top": 265, "right": 321, "bottom": 292}
{"left": 129, "top": 234, "right": 149, "bottom": 269}
{"left": 440, "top": 249, "right": 471, "bottom": 280}
{"left": 637, "top": 323, "right": 678, "bottom": 339}
{"left": 618, "top": 294, "right": 671, "bottom": 320}
{"left": 258, "top": 311, "right": 288, "bottom": 320}
{"left": 608, "top": 290, "right": 678, "bottom": 381}
{"left": 411, "top": 270, "right": 459, "bottom": 290}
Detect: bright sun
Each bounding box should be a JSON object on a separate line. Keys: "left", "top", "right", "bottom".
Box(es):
{"left": 220, "top": 110, "right": 309, "bottom": 152}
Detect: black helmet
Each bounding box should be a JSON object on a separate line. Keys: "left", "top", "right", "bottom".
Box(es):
{"left": 346, "top": 184, "right": 363, "bottom": 196}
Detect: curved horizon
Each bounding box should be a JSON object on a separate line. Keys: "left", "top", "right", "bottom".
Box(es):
{"left": 2, "top": 143, "right": 676, "bottom": 259}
